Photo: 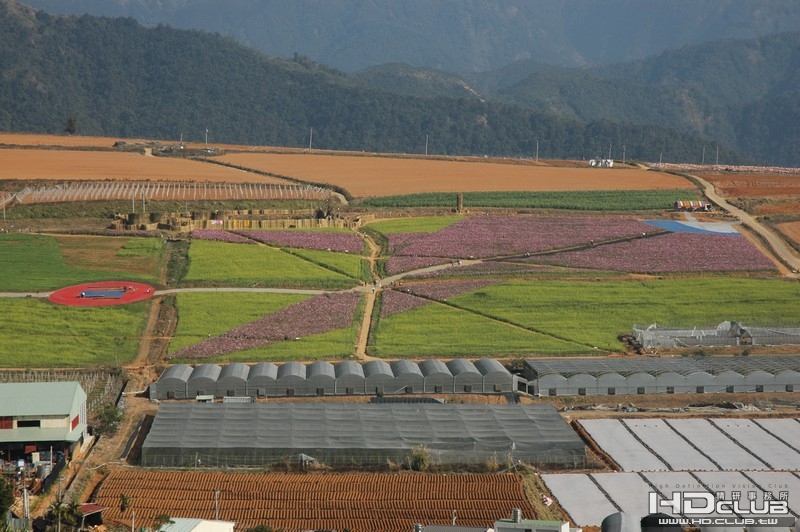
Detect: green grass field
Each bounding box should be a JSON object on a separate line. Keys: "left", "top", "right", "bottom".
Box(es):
{"left": 282, "top": 248, "right": 371, "bottom": 282}
{"left": 182, "top": 240, "right": 357, "bottom": 289}
{"left": 369, "top": 277, "right": 800, "bottom": 356}
{"left": 169, "top": 292, "right": 311, "bottom": 353}
{"left": 0, "top": 234, "right": 161, "bottom": 291}
{"left": 0, "top": 298, "right": 148, "bottom": 367}
{"left": 372, "top": 302, "right": 591, "bottom": 357}
{"left": 366, "top": 216, "right": 464, "bottom": 234}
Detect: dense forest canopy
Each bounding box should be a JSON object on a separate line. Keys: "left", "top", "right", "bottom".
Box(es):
{"left": 0, "top": 1, "right": 783, "bottom": 164}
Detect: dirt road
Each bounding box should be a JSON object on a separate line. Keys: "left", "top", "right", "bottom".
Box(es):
{"left": 691, "top": 173, "right": 800, "bottom": 276}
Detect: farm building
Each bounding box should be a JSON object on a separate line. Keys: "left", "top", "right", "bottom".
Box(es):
{"left": 140, "top": 402, "right": 586, "bottom": 468}
{"left": 305, "top": 361, "right": 336, "bottom": 396}
{"left": 0, "top": 382, "right": 87, "bottom": 460}
{"left": 334, "top": 361, "right": 364, "bottom": 395}
{"left": 151, "top": 364, "right": 193, "bottom": 399}
{"left": 246, "top": 362, "right": 278, "bottom": 398}
{"left": 187, "top": 364, "right": 222, "bottom": 397}
{"left": 633, "top": 321, "right": 800, "bottom": 348}
{"left": 276, "top": 361, "right": 306, "bottom": 396}
{"left": 151, "top": 359, "right": 517, "bottom": 399}
{"left": 391, "top": 360, "right": 424, "bottom": 394}
{"left": 525, "top": 355, "right": 800, "bottom": 396}
{"left": 215, "top": 363, "right": 249, "bottom": 397}
{"left": 364, "top": 360, "right": 396, "bottom": 395}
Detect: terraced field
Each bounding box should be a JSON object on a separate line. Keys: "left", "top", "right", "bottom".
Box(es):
{"left": 94, "top": 469, "right": 537, "bottom": 532}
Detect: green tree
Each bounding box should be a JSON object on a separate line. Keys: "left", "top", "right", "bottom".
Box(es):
{"left": 0, "top": 478, "right": 14, "bottom": 525}
{"left": 64, "top": 117, "right": 77, "bottom": 135}
{"left": 95, "top": 403, "right": 124, "bottom": 435}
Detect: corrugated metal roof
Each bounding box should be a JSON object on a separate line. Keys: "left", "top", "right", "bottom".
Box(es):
{"left": 0, "top": 382, "right": 85, "bottom": 417}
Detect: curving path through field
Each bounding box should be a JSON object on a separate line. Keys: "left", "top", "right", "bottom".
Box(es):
{"left": 691, "top": 173, "right": 800, "bottom": 276}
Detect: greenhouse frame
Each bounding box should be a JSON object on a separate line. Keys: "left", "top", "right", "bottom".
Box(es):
{"left": 150, "top": 358, "right": 517, "bottom": 400}
{"left": 140, "top": 402, "right": 586, "bottom": 468}
{"left": 525, "top": 355, "right": 800, "bottom": 396}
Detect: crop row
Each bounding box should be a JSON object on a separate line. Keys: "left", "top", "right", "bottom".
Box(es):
{"left": 95, "top": 470, "right": 535, "bottom": 532}
{"left": 536, "top": 232, "right": 776, "bottom": 273}
{"left": 232, "top": 229, "right": 364, "bottom": 253}
{"left": 169, "top": 292, "right": 361, "bottom": 359}
{"left": 190, "top": 230, "right": 256, "bottom": 244}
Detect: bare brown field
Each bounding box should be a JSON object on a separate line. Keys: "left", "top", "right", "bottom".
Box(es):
{"left": 0, "top": 149, "right": 285, "bottom": 183}
{"left": 0, "top": 133, "right": 152, "bottom": 148}
{"left": 0, "top": 133, "right": 254, "bottom": 151}
{"left": 696, "top": 171, "right": 800, "bottom": 215}
{"left": 777, "top": 221, "right": 800, "bottom": 248}
{"left": 219, "top": 152, "right": 693, "bottom": 197}
{"left": 93, "top": 469, "right": 537, "bottom": 532}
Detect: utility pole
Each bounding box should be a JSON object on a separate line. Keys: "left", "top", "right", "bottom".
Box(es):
{"left": 608, "top": 143, "right": 612, "bottom": 160}
{"left": 425, "top": 134, "right": 428, "bottom": 156}
{"left": 622, "top": 144, "right": 626, "bottom": 164}
{"left": 702, "top": 146, "right": 705, "bottom": 165}
{"left": 535, "top": 139, "right": 539, "bottom": 162}
{"left": 309, "top": 128, "right": 313, "bottom": 150}
{"left": 205, "top": 128, "right": 208, "bottom": 149}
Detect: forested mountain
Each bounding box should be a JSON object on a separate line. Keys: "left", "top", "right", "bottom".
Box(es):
{"left": 0, "top": 0, "right": 740, "bottom": 164}
{"left": 19, "top": 0, "right": 800, "bottom": 73}
{"left": 359, "top": 33, "right": 800, "bottom": 166}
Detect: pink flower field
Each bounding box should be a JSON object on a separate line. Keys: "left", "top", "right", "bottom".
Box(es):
{"left": 191, "top": 229, "right": 257, "bottom": 244}
{"left": 538, "top": 232, "right": 776, "bottom": 273}
{"left": 393, "top": 215, "right": 656, "bottom": 260}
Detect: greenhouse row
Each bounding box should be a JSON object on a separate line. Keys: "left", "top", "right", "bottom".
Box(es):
{"left": 150, "top": 358, "right": 517, "bottom": 399}
{"left": 140, "top": 402, "right": 587, "bottom": 468}
{"left": 525, "top": 355, "right": 800, "bottom": 396}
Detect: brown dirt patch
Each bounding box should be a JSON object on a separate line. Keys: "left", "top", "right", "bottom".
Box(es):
{"left": 54, "top": 235, "right": 160, "bottom": 277}
{"left": 696, "top": 172, "right": 800, "bottom": 197}
{"left": 0, "top": 149, "right": 283, "bottom": 183}
{"left": 219, "top": 153, "right": 693, "bottom": 197}
{"left": 93, "top": 469, "right": 537, "bottom": 532}
{"left": 776, "top": 220, "right": 800, "bottom": 248}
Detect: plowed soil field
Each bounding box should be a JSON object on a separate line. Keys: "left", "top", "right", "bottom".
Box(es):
{"left": 219, "top": 152, "right": 693, "bottom": 197}
{"left": 696, "top": 171, "right": 800, "bottom": 215}
{"left": 94, "top": 469, "right": 536, "bottom": 532}
{"left": 0, "top": 149, "right": 284, "bottom": 183}
{"left": 777, "top": 221, "right": 800, "bottom": 248}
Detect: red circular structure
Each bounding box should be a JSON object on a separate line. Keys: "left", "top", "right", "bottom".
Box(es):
{"left": 49, "top": 281, "right": 156, "bottom": 307}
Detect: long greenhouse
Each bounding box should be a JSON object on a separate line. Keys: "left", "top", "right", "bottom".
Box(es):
{"left": 140, "top": 402, "right": 586, "bottom": 468}
{"left": 149, "top": 358, "right": 517, "bottom": 400}
{"left": 525, "top": 355, "right": 800, "bottom": 396}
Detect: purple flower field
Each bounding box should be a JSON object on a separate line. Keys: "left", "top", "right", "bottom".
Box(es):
{"left": 384, "top": 256, "right": 453, "bottom": 276}
{"left": 232, "top": 230, "right": 364, "bottom": 253}
{"left": 191, "top": 229, "right": 256, "bottom": 244}
{"left": 169, "top": 291, "right": 362, "bottom": 359}
{"left": 386, "top": 232, "right": 429, "bottom": 254}
{"left": 407, "top": 261, "right": 559, "bottom": 279}
{"left": 538, "top": 232, "right": 777, "bottom": 273}
{"left": 393, "top": 215, "right": 656, "bottom": 260}
{"left": 380, "top": 290, "right": 432, "bottom": 317}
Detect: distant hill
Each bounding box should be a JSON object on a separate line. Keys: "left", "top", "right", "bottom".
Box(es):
{"left": 358, "top": 33, "right": 800, "bottom": 166}
{"left": 19, "top": 0, "right": 800, "bottom": 73}
{"left": 0, "top": 0, "right": 737, "bottom": 164}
